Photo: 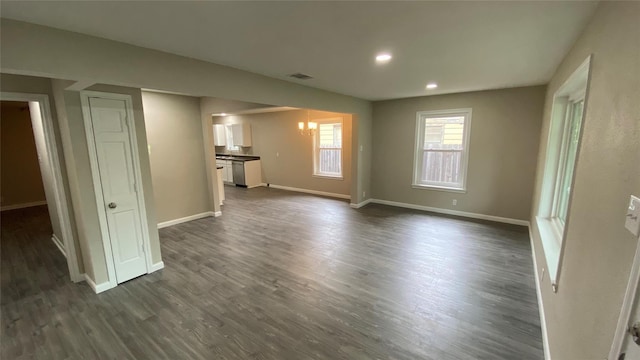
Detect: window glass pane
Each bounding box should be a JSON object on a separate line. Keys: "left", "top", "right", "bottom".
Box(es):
{"left": 425, "top": 125, "right": 443, "bottom": 145}
{"left": 423, "top": 117, "right": 464, "bottom": 150}
{"left": 421, "top": 150, "right": 463, "bottom": 185}
{"left": 319, "top": 123, "right": 341, "bottom": 148}
{"left": 225, "top": 125, "right": 238, "bottom": 151}
{"left": 315, "top": 122, "right": 342, "bottom": 176}
{"left": 417, "top": 114, "right": 467, "bottom": 187}
{"left": 319, "top": 149, "right": 341, "bottom": 174}
{"left": 557, "top": 100, "right": 584, "bottom": 222}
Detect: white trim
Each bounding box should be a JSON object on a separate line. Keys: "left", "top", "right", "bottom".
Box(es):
{"left": 608, "top": 233, "right": 640, "bottom": 360}
{"left": 51, "top": 234, "right": 66, "bottom": 257}
{"left": 157, "top": 211, "right": 215, "bottom": 229}
{"left": 0, "top": 200, "right": 47, "bottom": 211}
{"left": 529, "top": 227, "right": 552, "bottom": 360}
{"left": 149, "top": 261, "right": 165, "bottom": 273}
{"left": 263, "top": 183, "right": 351, "bottom": 200}
{"left": 1, "top": 92, "right": 82, "bottom": 283}
{"left": 80, "top": 91, "right": 154, "bottom": 289}
{"left": 83, "top": 273, "right": 114, "bottom": 294}
{"left": 350, "top": 199, "right": 372, "bottom": 209}
{"left": 413, "top": 108, "right": 472, "bottom": 192}
{"left": 214, "top": 211, "right": 222, "bottom": 217}
{"left": 370, "top": 199, "right": 529, "bottom": 226}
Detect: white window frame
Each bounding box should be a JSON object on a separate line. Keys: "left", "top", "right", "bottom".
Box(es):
{"left": 313, "top": 118, "right": 343, "bottom": 179}
{"left": 412, "top": 108, "right": 472, "bottom": 192}
{"left": 536, "top": 55, "right": 590, "bottom": 290}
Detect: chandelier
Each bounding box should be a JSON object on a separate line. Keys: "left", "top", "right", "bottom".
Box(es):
{"left": 298, "top": 110, "right": 317, "bottom": 136}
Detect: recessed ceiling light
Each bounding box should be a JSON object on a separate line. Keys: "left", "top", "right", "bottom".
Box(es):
{"left": 220, "top": 113, "right": 227, "bottom": 116}
{"left": 375, "top": 53, "right": 392, "bottom": 63}
{"left": 426, "top": 83, "right": 438, "bottom": 89}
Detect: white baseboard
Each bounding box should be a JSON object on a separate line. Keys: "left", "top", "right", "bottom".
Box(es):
{"left": 149, "top": 261, "right": 165, "bottom": 273}
{"left": 51, "top": 234, "right": 66, "bottom": 258}
{"left": 529, "top": 227, "right": 552, "bottom": 360}
{"left": 1, "top": 200, "right": 47, "bottom": 211}
{"left": 262, "top": 183, "right": 351, "bottom": 200}
{"left": 350, "top": 199, "right": 372, "bottom": 209}
{"left": 83, "top": 273, "right": 113, "bottom": 294}
{"left": 370, "top": 199, "right": 530, "bottom": 226}
{"left": 214, "top": 211, "right": 222, "bottom": 217}
{"left": 157, "top": 211, "right": 215, "bottom": 229}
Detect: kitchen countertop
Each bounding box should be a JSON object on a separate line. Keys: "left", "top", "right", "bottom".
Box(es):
{"left": 215, "top": 154, "right": 260, "bottom": 162}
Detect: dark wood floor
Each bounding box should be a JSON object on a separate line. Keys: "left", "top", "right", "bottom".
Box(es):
{"left": 1, "top": 186, "right": 543, "bottom": 359}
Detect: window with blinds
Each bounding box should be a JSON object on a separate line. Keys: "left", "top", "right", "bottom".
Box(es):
{"left": 413, "top": 109, "right": 472, "bottom": 191}
{"left": 313, "top": 119, "right": 343, "bottom": 178}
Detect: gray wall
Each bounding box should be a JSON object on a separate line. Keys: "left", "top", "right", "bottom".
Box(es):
{"left": 213, "top": 109, "right": 353, "bottom": 196}
{"left": 142, "top": 91, "right": 210, "bottom": 223}
{"left": 0, "top": 101, "right": 47, "bottom": 207}
{"left": 530, "top": 2, "right": 640, "bottom": 358}
{"left": 372, "top": 85, "right": 545, "bottom": 221}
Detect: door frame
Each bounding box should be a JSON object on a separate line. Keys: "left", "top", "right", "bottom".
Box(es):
{"left": 609, "top": 234, "right": 640, "bottom": 359}
{"left": 80, "top": 90, "right": 153, "bottom": 289}
{"left": 0, "top": 92, "right": 82, "bottom": 282}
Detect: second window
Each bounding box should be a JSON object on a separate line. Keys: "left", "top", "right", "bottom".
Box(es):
{"left": 413, "top": 109, "right": 472, "bottom": 191}
{"left": 313, "top": 119, "right": 343, "bottom": 178}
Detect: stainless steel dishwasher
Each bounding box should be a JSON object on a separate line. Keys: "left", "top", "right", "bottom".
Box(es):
{"left": 232, "top": 160, "right": 246, "bottom": 186}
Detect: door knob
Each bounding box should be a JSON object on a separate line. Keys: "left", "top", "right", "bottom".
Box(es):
{"left": 108, "top": 202, "right": 117, "bottom": 209}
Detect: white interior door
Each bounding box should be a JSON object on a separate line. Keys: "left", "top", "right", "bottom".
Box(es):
{"left": 87, "top": 96, "right": 147, "bottom": 284}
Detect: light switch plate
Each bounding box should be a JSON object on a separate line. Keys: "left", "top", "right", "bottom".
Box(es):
{"left": 625, "top": 195, "right": 640, "bottom": 237}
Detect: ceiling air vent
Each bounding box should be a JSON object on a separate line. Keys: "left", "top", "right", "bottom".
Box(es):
{"left": 288, "top": 73, "right": 313, "bottom": 80}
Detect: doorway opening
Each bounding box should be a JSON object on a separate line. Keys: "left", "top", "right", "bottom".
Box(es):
{"left": 0, "top": 94, "right": 81, "bottom": 284}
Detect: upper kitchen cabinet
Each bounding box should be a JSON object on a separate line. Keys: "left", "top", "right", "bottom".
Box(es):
{"left": 212, "top": 124, "right": 226, "bottom": 146}
{"left": 231, "top": 123, "right": 252, "bottom": 147}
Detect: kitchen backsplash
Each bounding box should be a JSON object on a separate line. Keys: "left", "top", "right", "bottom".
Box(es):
{"left": 214, "top": 146, "right": 252, "bottom": 155}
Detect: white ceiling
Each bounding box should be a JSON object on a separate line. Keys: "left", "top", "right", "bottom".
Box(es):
{"left": 1, "top": 1, "right": 598, "bottom": 101}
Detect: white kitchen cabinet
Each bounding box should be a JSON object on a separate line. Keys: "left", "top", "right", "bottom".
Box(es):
{"left": 212, "top": 124, "right": 226, "bottom": 146}
{"left": 215, "top": 160, "right": 234, "bottom": 183}
{"left": 231, "top": 123, "right": 252, "bottom": 147}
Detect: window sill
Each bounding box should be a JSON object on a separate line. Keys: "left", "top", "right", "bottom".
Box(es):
{"left": 313, "top": 174, "right": 343, "bottom": 181}
{"left": 535, "top": 216, "right": 562, "bottom": 288}
{"left": 411, "top": 183, "right": 466, "bottom": 193}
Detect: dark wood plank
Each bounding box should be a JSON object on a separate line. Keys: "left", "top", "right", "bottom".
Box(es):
{"left": 1, "top": 187, "right": 543, "bottom": 359}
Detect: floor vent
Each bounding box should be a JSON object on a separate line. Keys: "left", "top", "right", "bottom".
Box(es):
{"left": 288, "top": 73, "right": 313, "bottom": 80}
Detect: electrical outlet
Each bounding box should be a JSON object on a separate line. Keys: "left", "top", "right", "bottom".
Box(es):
{"left": 452, "top": 199, "right": 457, "bottom": 206}
{"left": 276, "top": 152, "right": 279, "bottom": 158}
{"left": 363, "top": 191, "right": 366, "bottom": 198}
{"left": 360, "top": 145, "right": 363, "bottom": 152}
{"left": 541, "top": 267, "right": 545, "bottom": 282}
